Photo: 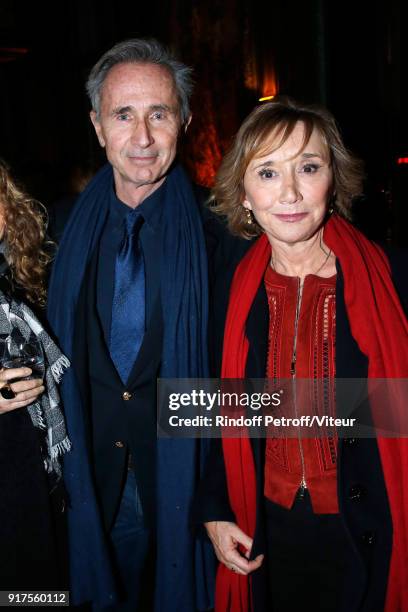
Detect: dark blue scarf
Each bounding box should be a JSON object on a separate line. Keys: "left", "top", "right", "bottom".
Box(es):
{"left": 47, "top": 163, "right": 215, "bottom": 609}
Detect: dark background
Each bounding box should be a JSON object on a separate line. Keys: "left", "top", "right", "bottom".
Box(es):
{"left": 1, "top": 0, "right": 407, "bottom": 244}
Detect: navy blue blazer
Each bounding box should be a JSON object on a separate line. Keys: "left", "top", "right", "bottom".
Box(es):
{"left": 73, "top": 239, "right": 163, "bottom": 531}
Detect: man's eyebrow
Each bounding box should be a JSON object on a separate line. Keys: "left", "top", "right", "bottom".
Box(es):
{"left": 111, "top": 104, "right": 175, "bottom": 116}
{"left": 112, "top": 106, "right": 133, "bottom": 116}
{"left": 149, "top": 104, "right": 174, "bottom": 113}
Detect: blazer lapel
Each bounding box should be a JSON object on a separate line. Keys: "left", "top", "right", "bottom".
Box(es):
{"left": 96, "top": 241, "right": 115, "bottom": 349}
{"left": 245, "top": 282, "right": 269, "bottom": 378}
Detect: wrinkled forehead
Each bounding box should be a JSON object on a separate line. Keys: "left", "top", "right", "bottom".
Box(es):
{"left": 246, "top": 120, "right": 330, "bottom": 167}
{"left": 101, "top": 61, "right": 180, "bottom": 107}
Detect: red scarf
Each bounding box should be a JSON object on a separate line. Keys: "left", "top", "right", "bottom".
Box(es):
{"left": 217, "top": 215, "right": 408, "bottom": 612}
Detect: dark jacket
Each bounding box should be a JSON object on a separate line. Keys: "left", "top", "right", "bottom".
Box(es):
{"left": 73, "top": 245, "right": 163, "bottom": 530}
{"left": 50, "top": 183, "right": 209, "bottom": 532}
{"left": 0, "top": 258, "right": 67, "bottom": 590}
{"left": 47, "top": 174, "right": 216, "bottom": 610}
{"left": 196, "top": 216, "right": 408, "bottom": 612}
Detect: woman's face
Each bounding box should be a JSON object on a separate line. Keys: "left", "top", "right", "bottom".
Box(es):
{"left": 242, "top": 122, "right": 333, "bottom": 247}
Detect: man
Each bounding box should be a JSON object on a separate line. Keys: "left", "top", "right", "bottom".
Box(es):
{"left": 47, "top": 39, "right": 214, "bottom": 611}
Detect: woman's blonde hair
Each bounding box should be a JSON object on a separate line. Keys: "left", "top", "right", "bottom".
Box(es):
{"left": 0, "top": 160, "right": 51, "bottom": 306}
{"left": 211, "top": 97, "right": 364, "bottom": 238}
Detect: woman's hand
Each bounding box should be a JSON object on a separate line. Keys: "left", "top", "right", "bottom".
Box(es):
{"left": 0, "top": 367, "right": 45, "bottom": 414}
{"left": 204, "top": 520, "right": 264, "bottom": 575}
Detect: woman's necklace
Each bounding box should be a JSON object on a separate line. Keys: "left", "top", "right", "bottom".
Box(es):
{"left": 270, "top": 231, "right": 333, "bottom": 278}
{"left": 311, "top": 247, "right": 332, "bottom": 276}
{"left": 270, "top": 248, "right": 332, "bottom": 276}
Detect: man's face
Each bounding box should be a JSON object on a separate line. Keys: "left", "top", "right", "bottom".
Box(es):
{"left": 91, "top": 62, "right": 185, "bottom": 205}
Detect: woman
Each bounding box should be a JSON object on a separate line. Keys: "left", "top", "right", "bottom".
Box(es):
{"left": 0, "top": 160, "right": 70, "bottom": 589}
{"left": 197, "top": 99, "right": 408, "bottom": 611}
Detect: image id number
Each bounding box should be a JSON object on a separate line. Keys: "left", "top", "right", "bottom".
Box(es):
{"left": 0, "top": 591, "right": 69, "bottom": 606}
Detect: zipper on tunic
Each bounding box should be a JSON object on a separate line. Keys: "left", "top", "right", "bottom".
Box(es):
{"left": 291, "top": 278, "right": 307, "bottom": 499}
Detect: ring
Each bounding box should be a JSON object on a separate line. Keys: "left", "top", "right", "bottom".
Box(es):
{"left": 0, "top": 385, "right": 16, "bottom": 400}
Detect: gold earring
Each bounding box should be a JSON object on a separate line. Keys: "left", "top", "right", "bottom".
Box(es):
{"left": 245, "top": 209, "right": 253, "bottom": 225}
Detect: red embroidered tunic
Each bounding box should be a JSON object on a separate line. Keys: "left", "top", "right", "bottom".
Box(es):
{"left": 263, "top": 266, "right": 339, "bottom": 514}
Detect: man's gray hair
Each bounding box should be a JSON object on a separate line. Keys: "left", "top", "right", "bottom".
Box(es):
{"left": 86, "top": 38, "right": 193, "bottom": 124}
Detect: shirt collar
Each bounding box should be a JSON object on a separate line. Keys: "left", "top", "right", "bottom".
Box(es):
{"left": 109, "top": 178, "right": 166, "bottom": 233}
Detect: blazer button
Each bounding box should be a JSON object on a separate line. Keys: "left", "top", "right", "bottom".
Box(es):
{"left": 361, "top": 531, "right": 376, "bottom": 546}
{"left": 343, "top": 437, "right": 357, "bottom": 446}
{"left": 115, "top": 440, "right": 125, "bottom": 448}
{"left": 349, "top": 484, "right": 365, "bottom": 501}
{"left": 122, "top": 391, "right": 132, "bottom": 401}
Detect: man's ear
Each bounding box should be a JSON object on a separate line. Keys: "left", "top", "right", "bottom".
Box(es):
{"left": 183, "top": 114, "right": 192, "bottom": 134}
{"left": 90, "top": 110, "right": 105, "bottom": 148}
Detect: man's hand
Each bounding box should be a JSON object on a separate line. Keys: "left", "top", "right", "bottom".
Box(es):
{"left": 0, "top": 367, "right": 45, "bottom": 414}
{"left": 204, "top": 520, "right": 264, "bottom": 575}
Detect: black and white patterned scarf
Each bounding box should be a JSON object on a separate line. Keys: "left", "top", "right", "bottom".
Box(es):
{"left": 0, "top": 290, "right": 71, "bottom": 477}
